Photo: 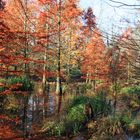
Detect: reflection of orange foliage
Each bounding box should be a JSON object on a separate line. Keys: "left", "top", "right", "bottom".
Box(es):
{"left": 0, "top": 125, "right": 17, "bottom": 139}
{"left": 0, "top": 82, "right": 4, "bottom": 86}
{"left": 0, "top": 115, "right": 20, "bottom": 124}
{"left": 0, "top": 115, "right": 22, "bottom": 139}
{"left": 0, "top": 125, "right": 23, "bottom": 139}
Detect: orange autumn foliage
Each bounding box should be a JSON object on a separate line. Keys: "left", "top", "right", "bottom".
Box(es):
{"left": 81, "top": 28, "right": 108, "bottom": 81}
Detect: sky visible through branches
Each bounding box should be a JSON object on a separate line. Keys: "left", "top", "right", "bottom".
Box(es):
{"left": 80, "top": 0, "right": 140, "bottom": 36}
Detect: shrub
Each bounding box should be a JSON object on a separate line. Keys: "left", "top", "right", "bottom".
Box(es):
{"left": 68, "top": 95, "right": 89, "bottom": 109}
{"left": 75, "top": 83, "right": 93, "bottom": 95}
{"left": 121, "top": 86, "right": 140, "bottom": 96}
{"left": 121, "top": 86, "right": 140, "bottom": 109}
{"left": 70, "top": 68, "right": 82, "bottom": 81}
{"left": 67, "top": 94, "right": 111, "bottom": 124}
{"left": 120, "top": 113, "right": 133, "bottom": 128}
{"left": 64, "top": 120, "right": 83, "bottom": 135}
{"left": 0, "top": 78, "right": 6, "bottom": 92}
{"left": 8, "top": 76, "right": 34, "bottom": 92}
{"left": 67, "top": 104, "right": 86, "bottom": 122}
{"left": 43, "top": 95, "right": 111, "bottom": 137}
{"left": 4, "top": 94, "right": 19, "bottom": 113}
{"left": 44, "top": 121, "right": 65, "bottom": 136}
{"left": 68, "top": 95, "right": 111, "bottom": 117}
{"left": 0, "top": 79, "right": 7, "bottom": 109}
{"left": 111, "top": 83, "right": 121, "bottom": 94}
{"left": 89, "top": 116, "right": 125, "bottom": 139}
{"left": 120, "top": 113, "right": 140, "bottom": 137}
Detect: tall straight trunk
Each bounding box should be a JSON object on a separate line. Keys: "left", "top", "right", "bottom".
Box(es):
{"left": 43, "top": 83, "right": 50, "bottom": 120}
{"left": 56, "top": 0, "right": 63, "bottom": 114}
{"left": 86, "top": 73, "right": 89, "bottom": 83}
{"left": 42, "top": 10, "right": 50, "bottom": 92}
{"left": 112, "top": 77, "right": 118, "bottom": 118}
{"left": 23, "top": 96, "right": 28, "bottom": 139}
{"left": 42, "top": 48, "right": 47, "bottom": 92}
{"left": 56, "top": 0, "right": 62, "bottom": 95}
{"left": 42, "top": 6, "right": 51, "bottom": 120}
{"left": 93, "top": 79, "right": 96, "bottom": 92}
{"left": 57, "top": 93, "right": 62, "bottom": 114}
{"left": 66, "top": 30, "right": 72, "bottom": 84}
{"left": 89, "top": 73, "right": 91, "bottom": 84}
{"left": 22, "top": 1, "right": 29, "bottom": 138}
{"left": 127, "top": 61, "right": 130, "bottom": 83}
{"left": 5, "top": 66, "right": 8, "bottom": 79}
{"left": 24, "top": 0, "right": 29, "bottom": 78}
{"left": 45, "top": 84, "right": 50, "bottom": 117}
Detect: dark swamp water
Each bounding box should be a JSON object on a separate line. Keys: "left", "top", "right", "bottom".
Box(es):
{"left": 1, "top": 82, "right": 140, "bottom": 140}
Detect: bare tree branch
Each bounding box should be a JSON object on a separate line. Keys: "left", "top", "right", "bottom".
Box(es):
{"left": 108, "top": 0, "right": 140, "bottom": 8}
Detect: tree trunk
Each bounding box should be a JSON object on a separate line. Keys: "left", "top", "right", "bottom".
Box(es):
{"left": 24, "top": 0, "right": 29, "bottom": 78}
{"left": 93, "top": 79, "right": 96, "bottom": 92}
{"left": 42, "top": 49, "right": 47, "bottom": 93}
{"left": 42, "top": 12, "right": 50, "bottom": 93}
{"left": 23, "top": 96, "right": 28, "bottom": 139}
{"left": 56, "top": 0, "right": 63, "bottom": 114}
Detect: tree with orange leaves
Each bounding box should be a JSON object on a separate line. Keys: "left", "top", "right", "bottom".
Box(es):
{"left": 81, "top": 7, "right": 107, "bottom": 91}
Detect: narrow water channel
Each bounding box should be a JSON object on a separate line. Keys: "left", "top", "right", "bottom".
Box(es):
{"left": 23, "top": 82, "right": 56, "bottom": 137}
